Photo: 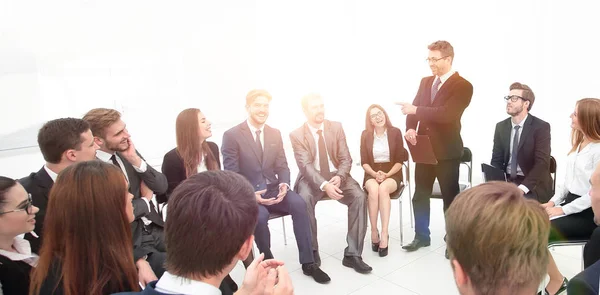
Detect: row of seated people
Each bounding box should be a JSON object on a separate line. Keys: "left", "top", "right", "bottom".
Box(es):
{"left": 0, "top": 162, "right": 567, "bottom": 295}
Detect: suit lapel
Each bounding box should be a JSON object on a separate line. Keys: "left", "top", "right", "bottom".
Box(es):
{"left": 239, "top": 122, "right": 263, "bottom": 164}
{"left": 518, "top": 116, "right": 533, "bottom": 151}
{"left": 424, "top": 76, "right": 435, "bottom": 106}
{"left": 324, "top": 120, "right": 336, "bottom": 164}
{"left": 432, "top": 73, "right": 459, "bottom": 106}
{"left": 36, "top": 167, "right": 54, "bottom": 200}
{"left": 502, "top": 119, "right": 512, "bottom": 164}
{"left": 303, "top": 123, "right": 317, "bottom": 159}
{"left": 366, "top": 130, "right": 375, "bottom": 164}
{"left": 387, "top": 129, "right": 396, "bottom": 163}
{"left": 262, "top": 125, "right": 275, "bottom": 169}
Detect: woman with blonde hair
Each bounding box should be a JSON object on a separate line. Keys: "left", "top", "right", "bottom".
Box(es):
{"left": 541, "top": 98, "right": 600, "bottom": 295}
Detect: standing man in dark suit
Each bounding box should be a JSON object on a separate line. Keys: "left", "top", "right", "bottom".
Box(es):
{"left": 397, "top": 40, "right": 473, "bottom": 254}
{"left": 491, "top": 82, "right": 552, "bottom": 202}
{"left": 290, "top": 93, "right": 372, "bottom": 274}
{"left": 21, "top": 118, "right": 99, "bottom": 253}
{"left": 83, "top": 108, "right": 168, "bottom": 287}
{"left": 222, "top": 90, "right": 330, "bottom": 283}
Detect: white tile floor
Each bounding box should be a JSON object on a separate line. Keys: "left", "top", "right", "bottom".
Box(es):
{"left": 228, "top": 194, "right": 584, "bottom": 295}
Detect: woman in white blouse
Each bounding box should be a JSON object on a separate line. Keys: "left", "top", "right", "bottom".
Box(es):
{"left": 360, "top": 104, "right": 409, "bottom": 257}
{"left": 541, "top": 98, "right": 600, "bottom": 295}
{"left": 0, "top": 176, "right": 40, "bottom": 294}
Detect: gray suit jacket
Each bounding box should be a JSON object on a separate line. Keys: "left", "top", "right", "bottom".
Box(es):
{"left": 289, "top": 120, "right": 353, "bottom": 193}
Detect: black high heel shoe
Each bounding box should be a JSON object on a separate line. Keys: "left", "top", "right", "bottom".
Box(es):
{"left": 378, "top": 235, "right": 389, "bottom": 257}
{"left": 371, "top": 233, "right": 380, "bottom": 252}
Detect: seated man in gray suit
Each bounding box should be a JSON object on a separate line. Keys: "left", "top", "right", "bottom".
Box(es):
{"left": 290, "top": 93, "right": 372, "bottom": 274}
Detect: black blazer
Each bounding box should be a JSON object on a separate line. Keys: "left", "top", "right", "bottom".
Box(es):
{"left": 160, "top": 141, "right": 221, "bottom": 203}
{"left": 567, "top": 258, "right": 600, "bottom": 295}
{"left": 0, "top": 254, "right": 33, "bottom": 295}
{"left": 20, "top": 167, "right": 54, "bottom": 254}
{"left": 360, "top": 127, "right": 409, "bottom": 184}
{"left": 491, "top": 114, "right": 553, "bottom": 202}
{"left": 116, "top": 151, "right": 168, "bottom": 261}
{"left": 406, "top": 72, "right": 473, "bottom": 160}
{"left": 222, "top": 122, "right": 291, "bottom": 191}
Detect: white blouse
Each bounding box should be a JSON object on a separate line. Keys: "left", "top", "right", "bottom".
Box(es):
{"left": 550, "top": 142, "right": 600, "bottom": 215}
{"left": 373, "top": 131, "right": 391, "bottom": 163}
{"left": 0, "top": 236, "right": 39, "bottom": 267}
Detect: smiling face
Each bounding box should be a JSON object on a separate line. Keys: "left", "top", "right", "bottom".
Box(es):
{"left": 0, "top": 183, "right": 39, "bottom": 237}
{"left": 247, "top": 96, "right": 270, "bottom": 126}
{"left": 98, "top": 119, "right": 130, "bottom": 152}
{"left": 303, "top": 96, "right": 325, "bottom": 125}
{"left": 369, "top": 107, "right": 386, "bottom": 128}
{"left": 197, "top": 112, "right": 212, "bottom": 141}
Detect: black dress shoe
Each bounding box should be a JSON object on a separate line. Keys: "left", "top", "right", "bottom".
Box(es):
{"left": 313, "top": 250, "right": 321, "bottom": 267}
{"left": 401, "top": 238, "right": 430, "bottom": 252}
{"left": 342, "top": 256, "right": 372, "bottom": 274}
{"left": 302, "top": 263, "right": 331, "bottom": 283}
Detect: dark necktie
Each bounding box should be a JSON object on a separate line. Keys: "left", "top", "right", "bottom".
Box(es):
{"left": 317, "top": 130, "right": 331, "bottom": 179}
{"left": 148, "top": 200, "right": 164, "bottom": 226}
{"left": 110, "top": 154, "right": 123, "bottom": 172}
{"left": 510, "top": 125, "right": 521, "bottom": 180}
{"left": 431, "top": 77, "right": 441, "bottom": 102}
{"left": 255, "top": 130, "right": 263, "bottom": 162}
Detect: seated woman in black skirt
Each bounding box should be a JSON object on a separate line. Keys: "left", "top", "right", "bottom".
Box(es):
{"left": 360, "top": 104, "right": 408, "bottom": 257}
{"left": 0, "top": 176, "right": 40, "bottom": 294}
{"left": 541, "top": 98, "right": 600, "bottom": 295}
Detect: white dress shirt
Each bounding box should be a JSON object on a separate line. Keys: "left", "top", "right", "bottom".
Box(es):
{"left": 246, "top": 120, "right": 265, "bottom": 151}
{"left": 154, "top": 272, "right": 221, "bottom": 295}
{"left": 43, "top": 165, "right": 58, "bottom": 182}
{"left": 306, "top": 123, "right": 337, "bottom": 190}
{"left": 550, "top": 142, "right": 600, "bottom": 215}
{"left": 0, "top": 236, "right": 39, "bottom": 267}
{"left": 96, "top": 150, "right": 156, "bottom": 226}
{"left": 434, "top": 69, "right": 456, "bottom": 90}
{"left": 507, "top": 114, "right": 528, "bottom": 177}
{"left": 372, "top": 130, "right": 390, "bottom": 163}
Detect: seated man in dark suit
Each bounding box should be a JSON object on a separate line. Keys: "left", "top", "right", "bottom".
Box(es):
{"left": 446, "top": 182, "right": 550, "bottom": 295}
{"left": 491, "top": 82, "right": 553, "bottom": 202}
{"left": 83, "top": 108, "right": 168, "bottom": 287}
{"left": 568, "top": 163, "right": 600, "bottom": 294}
{"left": 222, "top": 90, "right": 329, "bottom": 283}
{"left": 113, "top": 170, "right": 294, "bottom": 295}
{"left": 290, "top": 93, "right": 372, "bottom": 274}
{"left": 20, "top": 118, "right": 99, "bottom": 253}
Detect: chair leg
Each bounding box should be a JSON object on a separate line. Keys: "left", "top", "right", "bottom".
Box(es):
{"left": 581, "top": 244, "right": 585, "bottom": 271}
{"left": 399, "top": 198, "right": 403, "bottom": 246}
{"left": 281, "top": 217, "right": 287, "bottom": 246}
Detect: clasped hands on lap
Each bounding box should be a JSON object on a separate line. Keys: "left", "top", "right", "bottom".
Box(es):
{"left": 255, "top": 184, "right": 288, "bottom": 206}
{"left": 323, "top": 175, "right": 344, "bottom": 200}
{"left": 540, "top": 201, "right": 565, "bottom": 218}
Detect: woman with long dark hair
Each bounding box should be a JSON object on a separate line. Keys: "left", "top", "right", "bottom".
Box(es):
{"left": 360, "top": 104, "right": 408, "bottom": 257}
{"left": 161, "top": 108, "right": 220, "bottom": 203}
{"left": 0, "top": 176, "right": 40, "bottom": 294}
{"left": 541, "top": 98, "right": 600, "bottom": 295}
{"left": 29, "top": 161, "right": 139, "bottom": 295}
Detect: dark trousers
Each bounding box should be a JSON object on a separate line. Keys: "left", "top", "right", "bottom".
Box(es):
{"left": 584, "top": 226, "right": 600, "bottom": 268}
{"left": 413, "top": 159, "right": 460, "bottom": 241}
{"left": 254, "top": 189, "right": 314, "bottom": 264}
{"left": 549, "top": 193, "right": 596, "bottom": 243}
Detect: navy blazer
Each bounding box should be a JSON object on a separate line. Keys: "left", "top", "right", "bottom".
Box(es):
{"left": 406, "top": 72, "right": 473, "bottom": 160}
{"left": 222, "top": 121, "right": 291, "bottom": 192}
{"left": 20, "top": 167, "right": 54, "bottom": 254}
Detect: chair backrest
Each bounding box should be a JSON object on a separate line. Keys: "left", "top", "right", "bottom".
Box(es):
{"left": 550, "top": 156, "right": 557, "bottom": 194}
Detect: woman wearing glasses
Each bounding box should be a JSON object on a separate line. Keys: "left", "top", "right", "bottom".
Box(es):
{"left": 0, "top": 176, "right": 39, "bottom": 294}
{"left": 29, "top": 161, "right": 139, "bottom": 295}
{"left": 360, "top": 104, "right": 408, "bottom": 257}
{"left": 541, "top": 98, "right": 600, "bottom": 295}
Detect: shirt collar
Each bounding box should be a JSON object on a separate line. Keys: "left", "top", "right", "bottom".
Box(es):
{"left": 95, "top": 149, "right": 115, "bottom": 163}
{"left": 154, "top": 272, "right": 222, "bottom": 295}
{"left": 43, "top": 165, "right": 58, "bottom": 182}
{"left": 246, "top": 120, "right": 265, "bottom": 134}
{"left": 307, "top": 122, "right": 324, "bottom": 135}
{"left": 0, "top": 236, "right": 39, "bottom": 265}
{"left": 511, "top": 114, "right": 529, "bottom": 128}
{"left": 437, "top": 69, "right": 455, "bottom": 84}
{"left": 373, "top": 129, "right": 388, "bottom": 138}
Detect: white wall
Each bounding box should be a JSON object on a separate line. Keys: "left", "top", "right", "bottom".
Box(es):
{"left": 1, "top": 0, "right": 599, "bottom": 188}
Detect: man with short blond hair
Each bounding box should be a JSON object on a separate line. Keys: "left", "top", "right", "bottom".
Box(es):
{"left": 446, "top": 182, "right": 550, "bottom": 295}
